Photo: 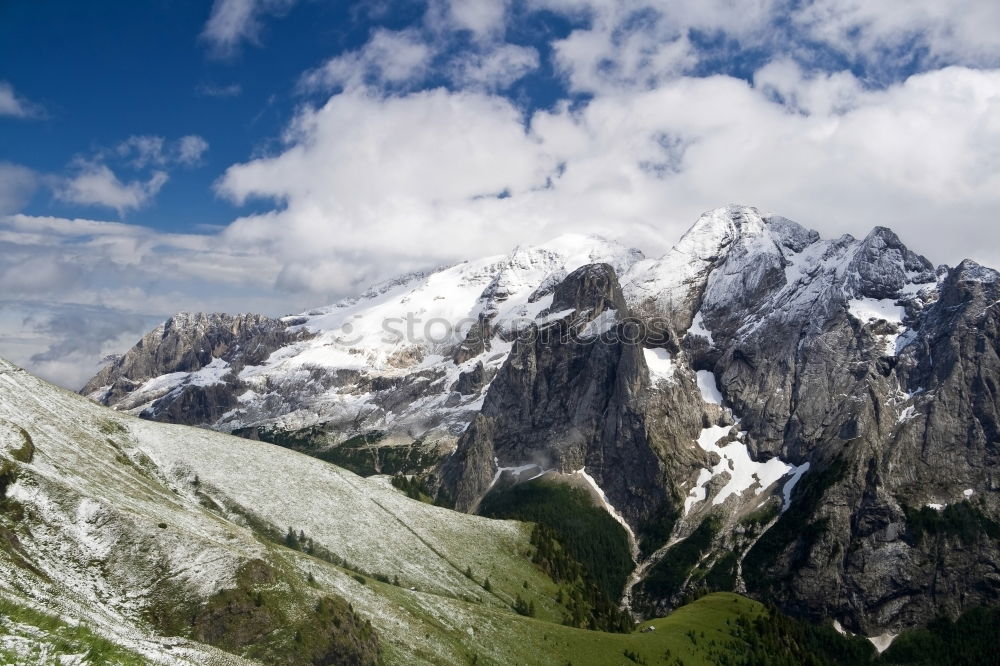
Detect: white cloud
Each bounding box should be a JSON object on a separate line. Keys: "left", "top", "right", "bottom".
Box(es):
{"left": 0, "top": 163, "right": 37, "bottom": 214}
{"left": 53, "top": 163, "right": 168, "bottom": 215}
{"left": 177, "top": 135, "right": 210, "bottom": 165}
{"left": 793, "top": 0, "right": 1000, "bottom": 70}
{"left": 214, "top": 64, "right": 1000, "bottom": 304}
{"left": 111, "top": 134, "right": 210, "bottom": 168}
{"left": 527, "top": 65, "right": 1000, "bottom": 263}
{"left": 300, "top": 3, "right": 542, "bottom": 95}
{"left": 201, "top": 0, "right": 298, "bottom": 56}
{"left": 217, "top": 87, "right": 558, "bottom": 293}
{"left": 115, "top": 135, "right": 167, "bottom": 168}
{"left": 449, "top": 44, "right": 540, "bottom": 90}
{"left": 0, "top": 213, "right": 291, "bottom": 388}
{"left": 528, "top": 0, "right": 1000, "bottom": 92}
{"left": 533, "top": 0, "right": 777, "bottom": 93}
{"left": 753, "top": 59, "right": 863, "bottom": 115}
{"left": 300, "top": 29, "right": 434, "bottom": 92}
{"left": 0, "top": 81, "right": 43, "bottom": 118}
{"left": 427, "top": 0, "right": 511, "bottom": 40}
{"left": 48, "top": 135, "right": 210, "bottom": 216}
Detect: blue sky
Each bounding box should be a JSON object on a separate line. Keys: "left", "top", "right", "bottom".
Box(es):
{"left": 2, "top": 0, "right": 1000, "bottom": 387}
{"left": 1, "top": 1, "right": 404, "bottom": 231}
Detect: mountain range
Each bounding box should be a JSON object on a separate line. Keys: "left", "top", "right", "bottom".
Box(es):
{"left": 9, "top": 204, "right": 998, "bottom": 662}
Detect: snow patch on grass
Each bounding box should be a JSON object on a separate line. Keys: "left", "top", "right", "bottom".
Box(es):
{"left": 0, "top": 358, "right": 574, "bottom": 665}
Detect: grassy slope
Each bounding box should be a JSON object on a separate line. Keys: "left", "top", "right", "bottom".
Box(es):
{"left": 475, "top": 592, "right": 766, "bottom": 666}
{"left": 478, "top": 479, "right": 633, "bottom": 599}
{"left": 0, "top": 358, "right": 807, "bottom": 665}
{"left": 0, "top": 594, "right": 147, "bottom": 666}
{"left": 0, "top": 357, "right": 578, "bottom": 662}
{"left": 320, "top": 585, "right": 765, "bottom": 666}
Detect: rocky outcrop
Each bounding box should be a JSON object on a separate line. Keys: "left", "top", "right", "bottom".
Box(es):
{"left": 441, "top": 207, "right": 1000, "bottom": 636}
{"left": 452, "top": 361, "right": 492, "bottom": 395}
{"left": 440, "top": 263, "right": 707, "bottom": 535}
{"left": 82, "top": 312, "right": 303, "bottom": 423}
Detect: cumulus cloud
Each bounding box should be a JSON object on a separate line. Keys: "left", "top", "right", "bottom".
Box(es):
{"left": 0, "top": 81, "right": 44, "bottom": 118}
{"left": 201, "top": 0, "right": 298, "bottom": 56}
{"left": 531, "top": 0, "right": 777, "bottom": 93}
{"left": 426, "top": 0, "right": 511, "bottom": 41}
{"left": 0, "top": 163, "right": 37, "bottom": 214}
{"left": 792, "top": 0, "right": 1000, "bottom": 71}
{"left": 217, "top": 87, "right": 558, "bottom": 293}
{"left": 300, "top": 29, "right": 434, "bottom": 92}
{"left": 177, "top": 135, "right": 210, "bottom": 165}
{"left": 301, "top": 0, "right": 548, "bottom": 95}
{"left": 753, "top": 59, "right": 863, "bottom": 115}
{"left": 531, "top": 0, "right": 1000, "bottom": 92}
{"left": 53, "top": 163, "right": 168, "bottom": 216}
{"left": 48, "top": 135, "right": 210, "bottom": 216}
{"left": 449, "top": 44, "right": 540, "bottom": 90}
{"left": 302, "top": 33, "right": 539, "bottom": 94}
{"left": 528, "top": 66, "right": 1000, "bottom": 264}
{"left": 214, "top": 64, "right": 1000, "bottom": 302}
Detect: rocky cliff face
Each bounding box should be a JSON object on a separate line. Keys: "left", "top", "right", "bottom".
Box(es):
{"left": 619, "top": 208, "right": 997, "bottom": 637}
{"left": 442, "top": 264, "right": 680, "bottom": 528}
{"left": 741, "top": 256, "right": 1000, "bottom": 635}
{"left": 82, "top": 206, "right": 1000, "bottom": 639}
{"left": 82, "top": 312, "right": 303, "bottom": 423}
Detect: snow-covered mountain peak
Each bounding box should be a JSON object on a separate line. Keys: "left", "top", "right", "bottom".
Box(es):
{"left": 675, "top": 205, "right": 826, "bottom": 265}
{"left": 672, "top": 204, "right": 768, "bottom": 260}
{"left": 621, "top": 205, "right": 811, "bottom": 327}
{"left": 527, "top": 232, "right": 644, "bottom": 274}
{"left": 620, "top": 205, "right": 942, "bottom": 351}
{"left": 89, "top": 233, "right": 646, "bottom": 440}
